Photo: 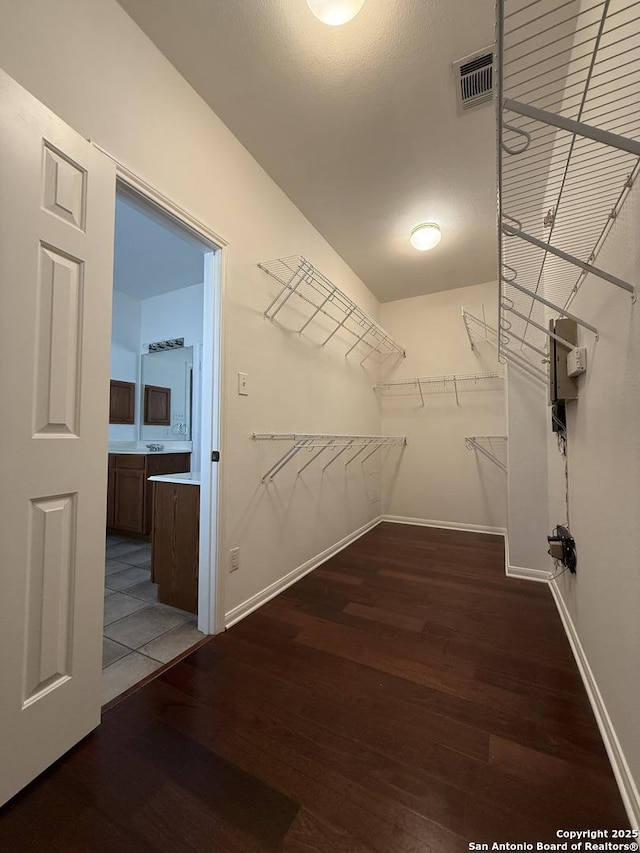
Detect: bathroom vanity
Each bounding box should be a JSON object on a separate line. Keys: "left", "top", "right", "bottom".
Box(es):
{"left": 107, "top": 450, "right": 191, "bottom": 536}
{"left": 148, "top": 472, "right": 200, "bottom": 614}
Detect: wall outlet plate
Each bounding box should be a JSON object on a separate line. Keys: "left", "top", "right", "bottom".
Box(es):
{"left": 238, "top": 372, "right": 248, "bottom": 396}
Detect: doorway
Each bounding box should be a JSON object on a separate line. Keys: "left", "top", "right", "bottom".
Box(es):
{"left": 102, "top": 181, "right": 222, "bottom": 705}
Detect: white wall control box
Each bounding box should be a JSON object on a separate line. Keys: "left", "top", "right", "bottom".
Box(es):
{"left": 567, "top": 346, "right": 587, "bottom": 378}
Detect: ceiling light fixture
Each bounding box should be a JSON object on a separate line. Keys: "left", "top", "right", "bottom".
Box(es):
{"left": 410, "top": 222, "right": 442, "bottom": 251}
{"left": 306, "top": 0, "right": 365, "bottom": 26}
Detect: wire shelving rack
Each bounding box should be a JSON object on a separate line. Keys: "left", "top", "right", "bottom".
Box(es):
{"left": 497, "top": 0, "right": 639, "bottom": 374}
{"left": 258, "top": 256, "right": 406, "bottom": 363}
{"left": 252, "top": 433, "right": 407, "bottom": 483}
{"left": 462, "top": 307, "right": 547, "bottom": 385}
{"left": 375, "top": 371, "right": 503, "bottom": 405}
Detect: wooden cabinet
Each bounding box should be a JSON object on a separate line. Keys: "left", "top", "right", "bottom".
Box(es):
{"left": 109, "top": 380, "right": 135, "bottom": 424}
{"left": 151, "top": 480, "right": 199, "bottom": 614}
{"left": 144, "top": 384, "right": 171, "bottom": 425}
{"left": 107, "top": 453, "right": 190, "bottom": 536}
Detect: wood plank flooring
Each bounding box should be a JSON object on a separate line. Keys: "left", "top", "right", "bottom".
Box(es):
{"left": 0, "top": 523, "right": 629, "bottom": 851}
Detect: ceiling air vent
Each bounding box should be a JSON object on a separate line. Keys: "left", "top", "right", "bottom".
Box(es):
{"left": 453, "top": 48, "right": 494, "bottom": 114}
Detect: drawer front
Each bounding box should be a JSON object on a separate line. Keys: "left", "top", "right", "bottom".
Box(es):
{"left": 146, "top": 453, "right": 190, "bottom": 476}
{"left": 114, "top": 454, "right": 146, "bottom": 470}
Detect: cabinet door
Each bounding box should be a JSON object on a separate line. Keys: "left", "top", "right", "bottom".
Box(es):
{"left": 113, "top": 469, "right": 145, "bottom": 533}
{"left": 109, "top": 380, "right": 135, "bottom": 424}
{"left": 106, "top": 469, "right": 115, "bottom": 528}
{"left": 143, "top": 453, "right": 190, "bottom": 534}
{"left": 143, "top": 385, "right": 171, "bottom": 425}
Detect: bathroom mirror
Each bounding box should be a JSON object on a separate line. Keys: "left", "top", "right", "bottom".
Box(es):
{"left": 139, "top": 346, "right": 193, "bottom": 441}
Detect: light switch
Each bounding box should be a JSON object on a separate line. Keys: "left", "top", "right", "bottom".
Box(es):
{"left": 238, "top": 371, "right": 248, "bottom": 396}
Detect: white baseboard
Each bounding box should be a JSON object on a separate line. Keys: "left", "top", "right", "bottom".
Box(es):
{"left": 503, "top": 531, "right": 551, "bottom": 583}
{"left": 506, "top": 564, "right": 551, "bottom": 583}
{"left": 224, "top": 516, "right": 382, "bottom": 628}
{"left": 381, "top": 514, "right": 507, "bottom": 537}
{"left": 549, "top": 580, "right": 640, "bottom": 830}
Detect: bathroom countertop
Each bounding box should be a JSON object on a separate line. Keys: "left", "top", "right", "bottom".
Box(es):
{"left": 108, "top": 442, "right": 192, "bottom": 456}
{"left": 148, "top": 471, "right": 201, "bottom": 486}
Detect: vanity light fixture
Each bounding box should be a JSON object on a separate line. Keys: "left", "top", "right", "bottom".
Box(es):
{"left": 306, "top": 0, "right": 365, "bottom": 25}
{"left": 148, "top": 337, "right": 185, "bottom": 352}
{"left": 410, "top": 222, "right": 442, "bottom": 251}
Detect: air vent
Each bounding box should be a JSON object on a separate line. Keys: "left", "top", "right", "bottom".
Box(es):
{"left": 453, "top": 49, "right": 494, "bottom": 113}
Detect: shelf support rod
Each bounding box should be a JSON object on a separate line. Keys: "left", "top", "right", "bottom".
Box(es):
{"left": 360, "top": 443, "right": 383, "bottom": 465}
{"left": 360, "top": 335, "right": 386, "bottom": 365}
{"left": 322, "top": 306, "right": 355, "bottom": 346}
{"left": 345, "top": 443, "right": 371, "bottom": 466}
{"left": 505, "top": 278, "right": 599, "bottom": 337}
{"left": 461, "top": 307, "right": 477, "bottom": 350}
{"left": 503, "top": 99, "right": 640, "bottom": 159}
{"left": 503, "top": 303, "right": 575, "bottom": 349}
{"left": 416, "top": 379, "right": 425, "bottom": 407}
{"left": 261, "top": 440, "right": 310, "bottom": 483}
{"left": 344, "top": 322, "right": 374, "bottom": 358}
{"left": 465, "top": 438, "right": 508, "bottom": 474}
{"left": 297, "top": 439, "right": 335, "bottom": 475}
{"left": 501, "top": 347, "right": 547, "bottom": 385}
{"left": 501, "top": 325, "right": 548, "bottom": 359}
{"left": 501, "top": 220, "right": 635, "bottom": 296}
{"left": 298, "top": 285, "right": 337, "bottom": 334}
{"left": 263, "top": 265, "right": 307, "bottom": 320}
{"left": 322, "top": 440, "right": 354, "bottom": 471}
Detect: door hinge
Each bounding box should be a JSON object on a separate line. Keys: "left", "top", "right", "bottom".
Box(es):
{"left": 211, "top": 450, "right": 220, "bottom": 462}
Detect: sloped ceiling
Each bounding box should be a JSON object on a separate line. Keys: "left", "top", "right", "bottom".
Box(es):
{"left": 116, "top": 0, "right": 497, "bottom": 301}
{"left": 114, "top": 189, "right": 207, "bottom": 300}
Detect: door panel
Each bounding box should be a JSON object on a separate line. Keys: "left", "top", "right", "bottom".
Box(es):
{"left": 0, "top": 69, "right": 115, "bottom": 805}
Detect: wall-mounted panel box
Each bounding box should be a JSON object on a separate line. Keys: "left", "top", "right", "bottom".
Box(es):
{"left": 549, "top": 319, "right": 578, "bottom": 404}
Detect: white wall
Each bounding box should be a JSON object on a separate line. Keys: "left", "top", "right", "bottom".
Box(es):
{"left": 140, "top": 283, "right": 204, "bottom": 466}
{"left": 140, "top": 282, "right": 204, "bottom": 349}
{"left": 547, "top": 182, "right": 640, "bottom": 825}
{"left": 0, "top": 0, "right": 383, "bottom": 619}
{"left": 380, "top": 281, "right": 507, "bottom": 531}
{"left": 505, "top": 366, "right": 550, "bottom": 574}
{"left": 109, "top": 289, "right": 141, "bottom": 441}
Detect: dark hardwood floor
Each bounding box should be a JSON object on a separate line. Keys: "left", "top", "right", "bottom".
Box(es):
{"left": 0, "top": 523, "right": 629, "bottom": 851}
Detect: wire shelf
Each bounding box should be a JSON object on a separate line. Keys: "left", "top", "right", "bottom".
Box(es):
{"left": 462, "top": 307, "right": 548, "bottom": 385}
{"left": 465, "top": 436, "right": 508, "bottom": 473}
{"left": 258, "top": 256, "right": 406, "bottom": 362}
{"left": 498, "top": 0, "right": 640, "bottom": 358}
{"left": 375, "top": 371, "right": 503, "bottom": 405}
{"left": 252, "top": 433, "right": 406, "bottom": 482}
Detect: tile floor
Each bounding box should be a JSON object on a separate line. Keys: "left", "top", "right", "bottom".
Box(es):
{"left": 103, "top": 535, "right": 203, "bottom": 705}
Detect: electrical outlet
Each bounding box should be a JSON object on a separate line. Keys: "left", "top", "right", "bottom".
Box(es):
{"left": 229, "top": 547, "right": 240, "bottom": 573}
{"left": 238, "top": 372, "right": 248, "bottom": 396}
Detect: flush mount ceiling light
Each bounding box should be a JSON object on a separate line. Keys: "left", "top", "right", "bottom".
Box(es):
{"left": 306, "top": 0, "right": 365, "bottom": 25}
{"left": 410, "top": 222, "right": 442, "bottom": 251}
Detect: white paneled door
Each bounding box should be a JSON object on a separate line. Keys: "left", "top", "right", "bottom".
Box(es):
{"left": 0, "top": 70, "right": 115, "bottom": 805}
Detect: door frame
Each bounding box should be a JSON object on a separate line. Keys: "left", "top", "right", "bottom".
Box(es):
{"left": 109, "top": 156, "right": 228, "bottom": 635}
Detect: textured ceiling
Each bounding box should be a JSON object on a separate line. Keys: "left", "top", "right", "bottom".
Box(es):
{"left": 114, "top": 189, "right": 207, "bottom": 300}
{"left": 116, "top": 0, "right": 497, "bottom": 302}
